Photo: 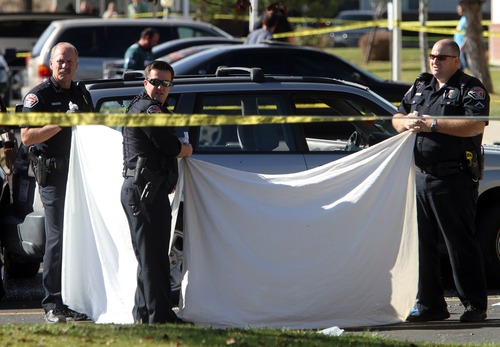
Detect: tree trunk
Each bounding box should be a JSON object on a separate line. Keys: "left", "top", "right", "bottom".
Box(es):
{"left": 419, "top": 0, "right": 429, "bottom": 72}
{"left": 461, "top": 0, "right": 493, "bottom": 93}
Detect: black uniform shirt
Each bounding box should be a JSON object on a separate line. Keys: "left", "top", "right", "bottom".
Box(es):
{"left": 397, "top": 70, "right": 489, "bottom": 166}
{"left": 122, "top": 91, "right": 181, "bottom": 171}
{"left": 22, "top": 76, "right": 95, "bottom": 158}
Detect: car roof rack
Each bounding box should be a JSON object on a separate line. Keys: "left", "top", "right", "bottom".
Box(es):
{"left": 215, "top": 67, "right": 265, "bottom": 82}
{"left": 123, "top": 71, "right": 144, "bottom": 80}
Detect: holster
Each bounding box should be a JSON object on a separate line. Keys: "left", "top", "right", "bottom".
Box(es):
{"left": 28, "top": 146, "right": 47, "bottom": 187}
{"left": 134, "top": 156, "right": 166, "bottom": 204}
{"left": 465, "top": 149, "right": 483, "bottom": 181}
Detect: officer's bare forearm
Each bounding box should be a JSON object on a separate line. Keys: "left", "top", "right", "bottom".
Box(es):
{"left": 21, "top": 125, "right": 62, "bottom": 146}
{"left": 392, "top": 113, "right": 409, "bottom": 133}
{"left": 426, "top": 117, "right": 485, "bottom": 137}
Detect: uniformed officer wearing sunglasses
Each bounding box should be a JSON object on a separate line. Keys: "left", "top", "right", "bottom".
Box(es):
{"left": 393, "top": 39, "right": 489, "bottom": 324}
{"left": 121, "top": 60, "right": 192, "bottom": 324}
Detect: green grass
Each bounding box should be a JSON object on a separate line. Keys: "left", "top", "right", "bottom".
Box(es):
{"left": 326, "top": 47, "right": 500, "bottom": 116}
{"left": 0, "top": 323, "right": 478, "bottom": 347}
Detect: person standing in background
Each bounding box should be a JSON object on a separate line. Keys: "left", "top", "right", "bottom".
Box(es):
{"left": 124, "top": 28, "right": 159, "bottom": 71}
{"left": 254, "top": 2, "right": 295, "bottom": 44}
{"left": 245, "top": 10, "right": 279, "bottom": 44}
{"left": 128, "top": 0, "right": 148, "bottom": 18}
{"left": 103, "top": 2, "right": 118, "bottom": 18}
{"left": 454, "top": 2, "right": 468, "bottom": 70}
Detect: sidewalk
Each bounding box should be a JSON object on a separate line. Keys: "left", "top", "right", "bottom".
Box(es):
{"left": 346, "top": 294, "right": 500, "bottom": 345}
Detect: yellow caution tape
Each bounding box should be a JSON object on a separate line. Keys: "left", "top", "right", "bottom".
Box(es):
{"left": 0, "top": 112, "right": 494, "bottom": 127}
{"left": 0, "top": 112, "right": 383, "bottom": 127}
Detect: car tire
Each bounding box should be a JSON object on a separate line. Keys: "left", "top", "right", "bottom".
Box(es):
{"left": 476, "top": 202, "right": 500, "bottom": 287}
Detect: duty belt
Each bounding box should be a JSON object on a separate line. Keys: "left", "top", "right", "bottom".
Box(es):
{"left": 416, "top": 161, "right": 465, "bottom": 177}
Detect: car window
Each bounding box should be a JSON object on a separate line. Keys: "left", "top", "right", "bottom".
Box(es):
{"left": 291, "top": 93, "right": 394, "bottom": 152}
{"left": 0, "top": 20, "right": 53, "bottom": 40}
{"left": 194, "top": 94, "right": 295, "bottom": 152}
{"left": 176, "top": 26, "right": 218, "bottom": 39}
{"left": 57, "top": 26, "right": 176, "bottom": 58}
{"left": 287, "top": 53, "right": 353, "bottom": 81}
{"left": 94, "top": 89, "right": 394, "bottom": 154}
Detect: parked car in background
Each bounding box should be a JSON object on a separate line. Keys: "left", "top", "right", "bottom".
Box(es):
{"left": 329, "top": 10, "right": 387, "bottom": 48}
{"left": 170, "top": 42, "right": 411, "bottom": 102}
{"left": 160, "top": 44, "right": 238, "bottom": 64}
{"left": 26, "top": 18, "right": 233, "bottom": 89}
{"left": 0, "top": 12, "right": 99, "bottom": 99}
{"left": 153, "top": 37, "right": 243, "bottom": 59}
{"left": 103, "top": 36, "right": 243, "bottom": 78}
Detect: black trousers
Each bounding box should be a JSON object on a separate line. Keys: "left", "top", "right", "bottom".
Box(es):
{"left": 415, "top": 171, "right": 487, "bottom": 311}
{"left": 40, "top": 170, "right": 68, "bottom": 313}
{"left": 120, "top": 177, "right": 177, "bottom": 323}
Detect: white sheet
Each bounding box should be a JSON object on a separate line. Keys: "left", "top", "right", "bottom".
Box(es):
{"left": 63, "top": 126, "right": 418, "bottom": 328}
{"left": 62, "top": 126, "right": 137, "bottom": 324}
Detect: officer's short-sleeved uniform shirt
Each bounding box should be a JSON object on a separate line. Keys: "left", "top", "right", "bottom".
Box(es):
{"left": 122, "top": 91, "right": 181, "bottom": 173}
{"left": 22, "top": 76, "right": 95, "bottom": 158}
{"left": 124, "top": 43, "right": 154, "bottom": 71}
{"left": 397, "top": 70, "right": 489, "bottom": 167}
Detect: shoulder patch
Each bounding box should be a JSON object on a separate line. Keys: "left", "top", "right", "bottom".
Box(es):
{"left": 468, "top": 87, "right": 486, "bottom": 100}
{"left": 146, "top": 105, "right": 162, "bottom": 114}
{"left": 24, "top": 93, "right": 39, "bottom": 108}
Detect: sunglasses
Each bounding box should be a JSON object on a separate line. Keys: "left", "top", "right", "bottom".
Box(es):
{"left": 147, "top": 78, "right": 173, "bottom": 87}
{"left": 429, "top": 54, "right": 457, "bottom": 61}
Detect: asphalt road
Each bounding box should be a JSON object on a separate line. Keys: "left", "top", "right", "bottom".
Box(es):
{"left": 1, "top": 271, "right": 500, "bottom": 345}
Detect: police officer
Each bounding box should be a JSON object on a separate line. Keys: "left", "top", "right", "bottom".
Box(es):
{"left": 121, "top": 60, "right": 192, "bottom": 324}
{"left": 21, "top": 42, "right": 95, "bottom": 323}
{"left": 392, "top": 39, "right": 489, "bottom": 323}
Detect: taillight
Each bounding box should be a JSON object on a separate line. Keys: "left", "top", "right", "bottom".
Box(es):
{"left": 38, "top": 64, "right": 51, "bottom": 81}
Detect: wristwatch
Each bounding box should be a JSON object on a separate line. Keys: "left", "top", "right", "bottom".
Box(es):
{"left": 431, "top": 119, "right": 438, "bottom": 133}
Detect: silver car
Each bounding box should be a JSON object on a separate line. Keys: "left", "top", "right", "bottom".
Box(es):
{"left": 86, "top": 68, "right": 500, "bottom": 297}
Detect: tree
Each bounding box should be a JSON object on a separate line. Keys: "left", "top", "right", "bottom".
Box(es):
{"left": 460, "top": 0, "right": 493, "bottom": 93}
{"left": 418, "top": 0, "right": 429, "bottom": 72}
